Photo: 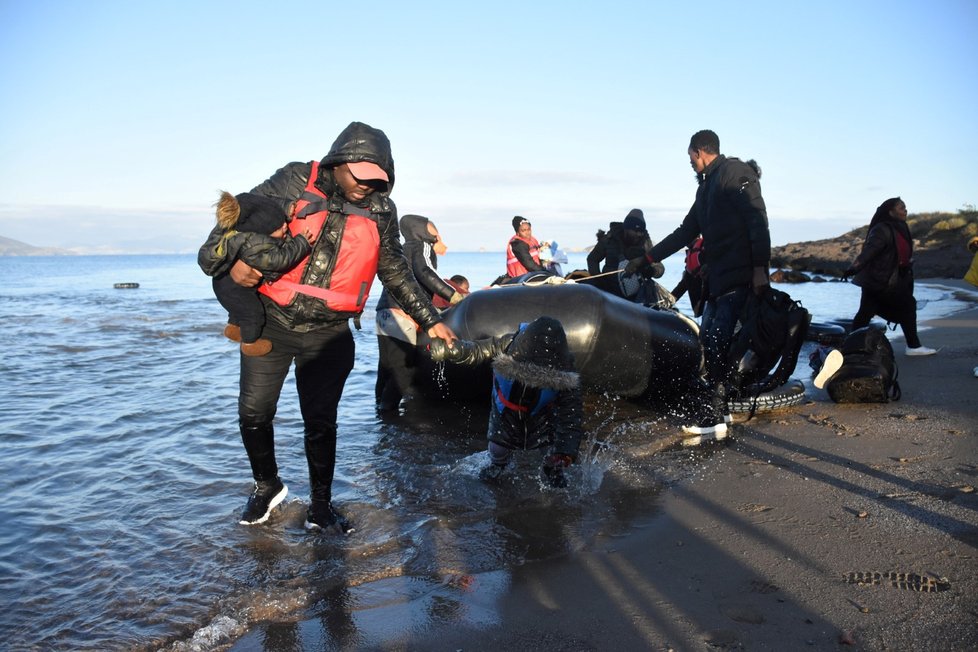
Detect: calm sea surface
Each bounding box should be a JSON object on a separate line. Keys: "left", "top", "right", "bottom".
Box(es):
{"left": 0, "top": 252, "right": 971, "bottom": 651}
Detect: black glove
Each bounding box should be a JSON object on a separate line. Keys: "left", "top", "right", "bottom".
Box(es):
{"left": 624, "top": 256, "right": 647, "bottom": 276}
{"left": 541, "top": 454, "right": 573, "bottom": 488}
{"left": 842, "top": 267, "right": 857, "bottom": 282}
{"left": 428, "top": 337, "right": 470, "bottom": 363}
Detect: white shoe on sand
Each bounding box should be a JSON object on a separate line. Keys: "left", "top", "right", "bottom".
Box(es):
{"left": 814, "top": 349, "right": 844, "bottom": 389}
{"left": 906, "top": 346, "right": 937, "bottom": 357}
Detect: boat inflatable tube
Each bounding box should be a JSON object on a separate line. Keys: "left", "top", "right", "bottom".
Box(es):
{"left": 113, "top": 282, "right": 140, "bottom": 289}
{"left": 727, "top": 378, "right": 806, "bottom": 414}
{"left": 806, "top": 321, "right": 846, "bottom": 346}
{"left": 415, "top": 283, "right": 702, "bottom": 401}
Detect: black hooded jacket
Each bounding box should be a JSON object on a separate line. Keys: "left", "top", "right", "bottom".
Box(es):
{"left": 587, "top": 222, "right": 665, "bottom": 278}
{"left": 376, "top": 215, "right": 457, "bottom": 311}
{"left": 649, "top": 156, "right": 770, "bottom": 297}
{"left": 198, "top": 122, "right": 442, "bottom": 332}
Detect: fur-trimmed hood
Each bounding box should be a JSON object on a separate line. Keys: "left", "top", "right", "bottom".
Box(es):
{"left": 491, "top": 316, "right": 579, "bottom": 391}
{"left": 492, "top": 353, "right": 580, "bottom": 391}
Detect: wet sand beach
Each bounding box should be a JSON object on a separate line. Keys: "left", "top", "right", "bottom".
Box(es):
{"left": 231, "top": 280, "right": 978, "bottom": 652}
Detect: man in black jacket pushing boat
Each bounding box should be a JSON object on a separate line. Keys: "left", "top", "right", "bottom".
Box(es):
{"left": 430, "top": 316, "right": 585, "bottom": 488}
{"left": 627, "top": 130, "right": 771, "bottom": 441}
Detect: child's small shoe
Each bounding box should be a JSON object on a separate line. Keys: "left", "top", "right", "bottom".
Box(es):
{"left": 223, "top": 324, "right": 242, "bottom": 342}
{"left": 241, "top": 339, "right": 273, "bottom": 356}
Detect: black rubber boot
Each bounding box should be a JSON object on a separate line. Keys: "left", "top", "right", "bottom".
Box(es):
{"left": 303, "top": 427, "right": 352, "bottom": 534}
{"left": 238, "top": 421, "right": 287, "bottom": 524}
{"left": 240, "top": 421, "right": 279, "bottom": 482}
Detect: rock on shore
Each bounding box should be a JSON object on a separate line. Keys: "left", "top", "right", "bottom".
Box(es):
{"left": 770, "top": 210, "right": 977, "bottom": 280}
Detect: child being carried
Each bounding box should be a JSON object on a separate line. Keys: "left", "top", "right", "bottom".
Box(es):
{"left": 198, "top": 191, "right": 317, "bottom": 356}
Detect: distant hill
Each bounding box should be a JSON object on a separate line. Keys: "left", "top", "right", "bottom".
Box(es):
{"left": 0, "top": 236, "right": 76, "bottom": 256}
{"left": 770, "top": 209, "right": 978, "bottom": 279}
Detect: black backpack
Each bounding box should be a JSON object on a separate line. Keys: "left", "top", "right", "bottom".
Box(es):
{"left": 728, "top": 287, "right": 811, "bottom": 402}
{"left": 826, "top": 327, "right": 901, "bottom": 403}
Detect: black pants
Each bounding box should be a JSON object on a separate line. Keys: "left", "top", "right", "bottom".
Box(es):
{"left": 213, "top": 273, "right": 265, "bottom": 343}
{"left": 375, "top": 335, "right": 418, "bottom": 409}
{"left": 852, "top": 270, "right": 920, "bottom": 348}
{"left": 238, "top": 319, "right": 354, "bottom": 500}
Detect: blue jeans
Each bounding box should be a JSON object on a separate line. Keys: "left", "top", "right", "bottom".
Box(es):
{"left": 699, "top": 287, "right": 749, "bottom": 389}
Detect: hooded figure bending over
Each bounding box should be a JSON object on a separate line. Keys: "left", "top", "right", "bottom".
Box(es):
{"left": 431, "top": 316, "right": 584, "bottom": 487}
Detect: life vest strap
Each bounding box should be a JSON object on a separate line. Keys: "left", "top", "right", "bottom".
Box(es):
{"left": 270, "top": 279, "right": 361, "bottom": 308}
{"left": 495, "top": 384, "right": 529, "bottom": 412}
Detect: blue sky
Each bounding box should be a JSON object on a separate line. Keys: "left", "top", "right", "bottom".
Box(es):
{"left": 1, "top": 1, "right": 976, "bottom": 256}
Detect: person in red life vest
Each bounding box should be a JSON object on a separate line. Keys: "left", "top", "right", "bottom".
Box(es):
{"left": 375, "top": 215, "right": 465, "bottom": 411}
{"left": 844, "top": 197, "right": 936, "bottom": 356}
{"left": 430, "top": 317, "right": 584, "bottom": 488}
{"left": 201, "top": 122, "right": 458, "bottom": 532}
{"left": 198, "top": 191, "right": 319, "bottom": 356}
{"left": 506, "top": 216, "right": 547, "bottom": 277}
{"left": 432, "top": 275, "right": 470, "bottom": 310}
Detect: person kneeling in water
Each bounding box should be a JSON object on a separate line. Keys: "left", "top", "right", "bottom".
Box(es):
{"left": 430, "top": 317, "right": 584, "bottom": 487}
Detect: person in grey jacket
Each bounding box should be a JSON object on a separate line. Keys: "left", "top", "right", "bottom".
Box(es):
{"left": 627, "top": 130, "right": 771, "bottom": 440}
{"left": 375, "top": 214, "right": 464, "bottom": 410}
{"left": 200, "top": 121, "right": 457, "bottom": 532}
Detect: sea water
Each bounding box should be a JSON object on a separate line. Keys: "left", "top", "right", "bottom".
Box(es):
{"left": 0, "top": 252, "right": 971, "bottom": 651}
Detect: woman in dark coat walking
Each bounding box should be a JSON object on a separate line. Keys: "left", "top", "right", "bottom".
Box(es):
{"left": 845, "top": 197, "right": 936, "bottom": 356}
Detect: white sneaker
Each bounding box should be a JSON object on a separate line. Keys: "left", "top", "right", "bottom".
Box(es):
{"left": 906, "top": 346, "right": 937, "bottom": 357}
{"left": 814, "top": 349, "right": 844, "bottom": 389}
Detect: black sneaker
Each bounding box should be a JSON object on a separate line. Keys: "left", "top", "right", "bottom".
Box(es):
{"left": 478, "top": 463, "right": 507, "bottom": 483}
{"left": 239, "top": 478, "right": 288, "bottom": 525}
{"left": 681, "top": 403, "right": 728, "bottom": 444}
{"left": 304, "top": 501, "right": 354, "bottom": 534}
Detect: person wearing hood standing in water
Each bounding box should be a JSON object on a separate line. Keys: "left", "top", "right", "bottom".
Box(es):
{"left": 430, "top": 316, "right": 584, "bottom": 488}
{"left": 201, "top": 122, "right": 458, "bottom": 532}
{"left": 375, "top": 214, "right": 465, "bottom": 411}
{"left": 844, "top": 197, "right": 937, "bottom": 356}
{"left": 626, "top": 130, "right": 771, "bottom": 441}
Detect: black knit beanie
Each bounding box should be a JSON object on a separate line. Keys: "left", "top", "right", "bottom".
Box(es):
{"left": 622, "top": 208, "right": 646, "bottom": 232}
{"left": 235, "top": 193, "right": 289, "bottom": 234}
{"left": 512, "top": 215, "right": 530, "bottom": 233}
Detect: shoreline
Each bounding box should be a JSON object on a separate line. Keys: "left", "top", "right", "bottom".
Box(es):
{"left": 229, "top": 279, "right": 978, "bottom": 652}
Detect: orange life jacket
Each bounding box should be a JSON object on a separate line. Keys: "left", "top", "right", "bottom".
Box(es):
{"left": 259, "top": 161, "right": 380, "bottom": 313}
{"left": 506, "top": 235, "right": 541, "bottom": 277}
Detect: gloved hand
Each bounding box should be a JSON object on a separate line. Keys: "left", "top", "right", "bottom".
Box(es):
{"left": 842, "top": 267, "right": 857, "bottom": 282}
{"left": 449, "top": 291, "right": 465, "bottom": 305}
{"left": 428, "top": 337, "right": 468, "bottom": 363}
{"left": 624, "top": 256, "right": 647, "bottom": 276}
{"left": 544, "top": 453, "right": 574, "bottom": 467}
{"left": 429, "top": 337, "right": 450, "bottom": 361}
{"left": 541, "top": 453, "right": 573, "bottom": 488}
